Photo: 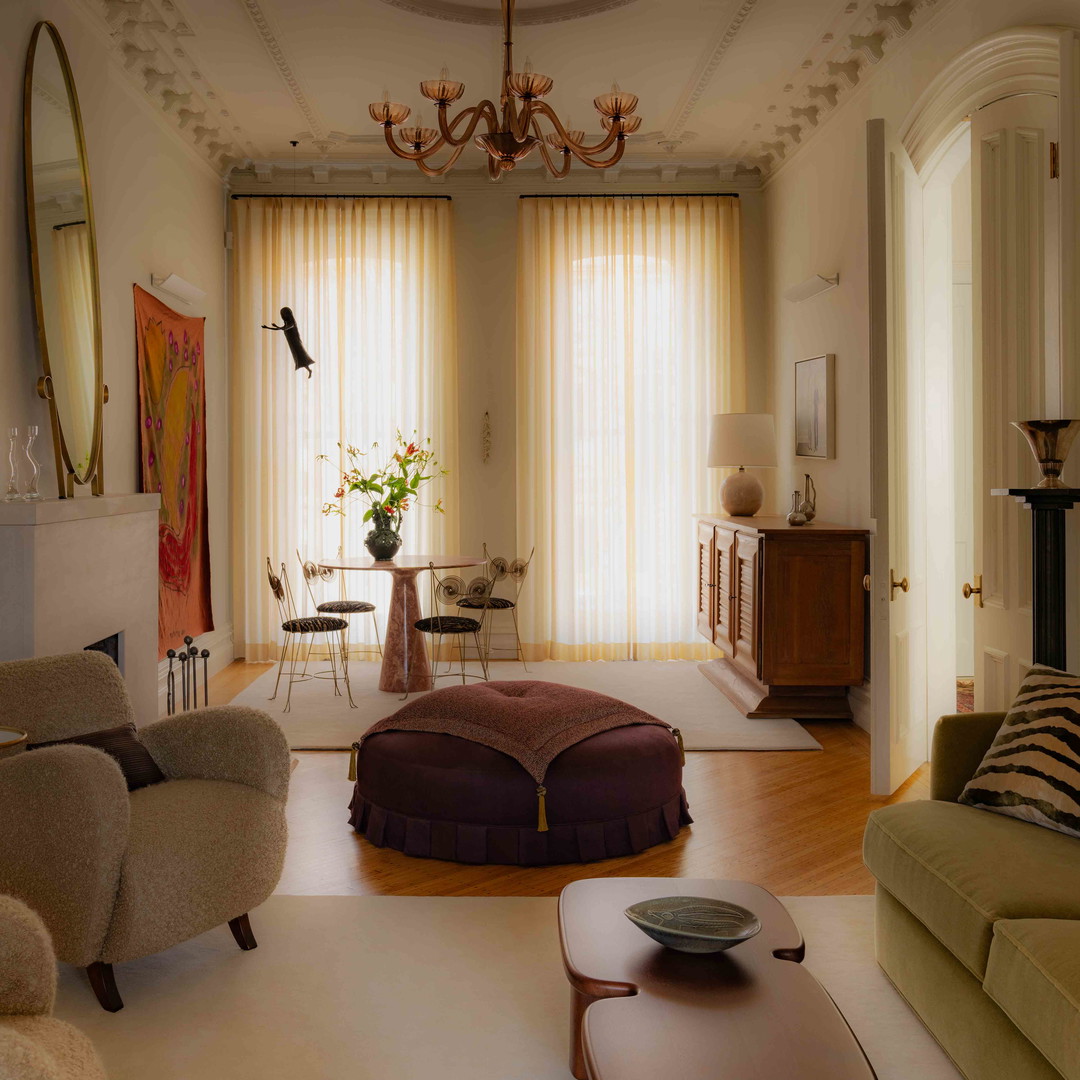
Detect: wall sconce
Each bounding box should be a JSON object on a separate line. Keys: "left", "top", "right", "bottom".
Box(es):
{"left": 783, "top": 273, "right": 839, "bottom": 303}
{"left": 150, "top": 273, "right": 206, "bottom": 306}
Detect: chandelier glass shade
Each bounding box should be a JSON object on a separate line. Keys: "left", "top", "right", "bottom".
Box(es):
{"left": 367, "top": 0, "right": 640, "bottom": 180}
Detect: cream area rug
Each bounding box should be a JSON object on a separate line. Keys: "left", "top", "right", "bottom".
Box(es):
{"left": 230, "top": 659, "right": 822, "bottom": 752}
{"left": 53, "top": 894, "right": 958, "bottom": 1080}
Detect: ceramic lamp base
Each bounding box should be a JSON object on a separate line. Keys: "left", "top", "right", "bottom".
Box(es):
{"left": 720, "top": 469, "right": 764, "bottom": 517}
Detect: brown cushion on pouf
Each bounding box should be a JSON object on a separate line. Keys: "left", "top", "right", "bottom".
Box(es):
{"left": 349, "top": 724, "right": 691, "bottom": 866}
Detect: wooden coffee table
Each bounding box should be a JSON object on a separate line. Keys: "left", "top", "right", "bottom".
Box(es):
{"left": 559, "top": 878, "right": 875, "bottom": 1080}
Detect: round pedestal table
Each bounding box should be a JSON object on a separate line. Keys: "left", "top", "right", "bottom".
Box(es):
{"left": 317, "top": 555, "right": 485, "bottom": 694}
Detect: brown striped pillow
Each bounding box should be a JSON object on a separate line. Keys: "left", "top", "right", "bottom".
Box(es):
{"left": 29, "top": 723, "right": 165, "bottom": 791}
{"left": 959, "top": 665, "right": 1080, "bottom": 837}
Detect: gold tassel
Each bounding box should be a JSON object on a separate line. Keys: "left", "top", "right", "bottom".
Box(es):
{"left": 672, "top": 727, "right": 685, "bottom": 765}
{"left": 536, "top": 784, "right": 549, "bottom": 832}
{"left": 348, "top": 742, "right": 359, "bottom": 782}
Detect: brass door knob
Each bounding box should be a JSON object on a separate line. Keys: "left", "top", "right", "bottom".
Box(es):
{"left": 962, "top": 574, "right": 984, "bottom": 608}
{"left": 862, "top": 574, "right": 872, "bottom": 592}
{"left": 890, "top": 570, "right": 909, "bottom": 600}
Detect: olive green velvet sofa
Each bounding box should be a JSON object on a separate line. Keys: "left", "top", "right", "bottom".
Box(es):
{"left": 864, "top": 712, "right": 1080, "bottom": 1080}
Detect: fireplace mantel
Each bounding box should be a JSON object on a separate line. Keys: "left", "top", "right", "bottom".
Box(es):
{"left": 0, "top": 494, "right": 160, "bottom": 724}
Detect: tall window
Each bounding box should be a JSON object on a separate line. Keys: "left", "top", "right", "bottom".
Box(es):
{"left": 231, "top": 197, "right": 458, "bottom": 660}
{"left": 517, "top": 196, "right": 745, "bottom": 660}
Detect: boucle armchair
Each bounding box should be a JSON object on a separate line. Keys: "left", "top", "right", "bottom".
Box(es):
{"left": 0, "top": 894, "right": 106, "bottom": 1079}
{"left": 0, "top": 651, "right": 290, "bottom": 1012}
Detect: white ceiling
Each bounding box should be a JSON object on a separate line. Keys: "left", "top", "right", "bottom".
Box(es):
{"left": 78, "top": 0, "right": 934, "bottom": 178}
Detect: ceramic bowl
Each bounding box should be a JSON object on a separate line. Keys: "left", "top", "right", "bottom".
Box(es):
{"left": 624, "top": 895, "right": 762, "bottom": 954}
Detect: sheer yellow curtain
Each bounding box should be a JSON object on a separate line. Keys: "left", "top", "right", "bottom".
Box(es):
{"left": 51, "top": 221, "right": 96, "bottom": 472}
{"left": 517, "top": 195, "right": 745, "bottom": 661}
{"left": 231, "top": 197, "right": 459, "bottom": 661}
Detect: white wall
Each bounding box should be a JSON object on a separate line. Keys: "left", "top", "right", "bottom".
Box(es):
{"left": 765, "top": 0, "right": 1080, "bottom": 522}
{"left": 2, "top": 0, "right": 231, "bottom": 676}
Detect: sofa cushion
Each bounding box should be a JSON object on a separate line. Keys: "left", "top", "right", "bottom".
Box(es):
{"left": 864, "top": 799, "right": 1080, "bottom": 979}
{"left": 960, "top": 665, "right": 1080, "bottom": 838}
{"left": 985, "top": 919, "right": 1080, "bottom": 1080}
{"left": 100, "top": 779, "right": 287, "bottom": 964}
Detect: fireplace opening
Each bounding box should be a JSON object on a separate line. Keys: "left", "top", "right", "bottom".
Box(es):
{"left": 84, "top": 633, "right": 122, "bottom": 669}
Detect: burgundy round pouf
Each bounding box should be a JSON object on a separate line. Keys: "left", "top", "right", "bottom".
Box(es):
{"left": 348, "top": 724, "right": 691, "bottom": 866}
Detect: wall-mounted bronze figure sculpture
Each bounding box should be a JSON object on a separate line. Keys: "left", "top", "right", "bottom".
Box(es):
{"left": 262, "top": 307, "right": 315, "bottom": 378}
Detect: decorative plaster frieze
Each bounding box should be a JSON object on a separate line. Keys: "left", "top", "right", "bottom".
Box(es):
{"left": 77, "top": 0, "right": 248, "bottom": 176}
{"left": 875, "top": 2, "right": 913, "bottom": 35}
{"left": 849, "top": 32, "right": 886, "bottom": 64}
{"left": 742, "top": 0, "right": 945, "bottom": 177}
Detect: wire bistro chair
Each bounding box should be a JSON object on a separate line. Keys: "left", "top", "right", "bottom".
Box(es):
{"left": 266, "top": 557, "right": 355, "bottom": 711}
{"left": 297, "top": 552, "right": 382, "bottom": 670}
{"left": 455, "top": 543, "right": 535, "bottom": 670}
{"left": 414, "top": 562, "right": 495, "bottom": 689}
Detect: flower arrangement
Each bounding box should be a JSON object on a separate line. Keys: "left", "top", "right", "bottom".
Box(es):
{"left": 319, "top": 433, "right": 446, "bottom": 559}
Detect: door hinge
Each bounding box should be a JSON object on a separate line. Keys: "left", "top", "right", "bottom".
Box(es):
{"left": 1050, "top": 142, "right": 1059, "bottom": 179}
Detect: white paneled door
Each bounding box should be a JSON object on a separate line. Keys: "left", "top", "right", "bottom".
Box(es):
{"left": 867, "top": 118, "right": 929, "bottom": 795}
{"left": 969, "top": 93, "right": 1058, "bottom": 709}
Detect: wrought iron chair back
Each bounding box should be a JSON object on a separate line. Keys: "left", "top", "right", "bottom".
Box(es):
{"left": 297, "top": 554, "right": 335, "bottom": 612}
{"left": 266, "top": 557, "right": 299, "bottom": 626}
{"left": 483, "top": 542, "right": 534, "bottom": 596}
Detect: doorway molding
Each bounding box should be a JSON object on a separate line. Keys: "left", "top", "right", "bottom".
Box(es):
{"left": 900, "top": 27, "right": 1060, "bottom": 174}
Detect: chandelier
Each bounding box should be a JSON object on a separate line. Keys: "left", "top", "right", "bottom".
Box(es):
{"left": 367, "top": 0, "right": 641, "bottom": 180}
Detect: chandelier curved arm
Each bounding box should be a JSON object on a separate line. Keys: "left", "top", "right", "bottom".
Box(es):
{"left": 529, "top": 101, "right": 621, "bottom": 158}
{"left": 414, "top": 143, "right": 469, "bottom": 176}
{"left": 531, "top": 118, "right": 572, "bottom": 179}
{"left": 569, "top": 133, "right": 627, "bottom": 170}
{"left": 436, "top": 100, "right": 500, "bottom": 148}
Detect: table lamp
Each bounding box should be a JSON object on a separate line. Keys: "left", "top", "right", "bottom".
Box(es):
{"left": 708, "top": 413, "right": 777, "bottom": 516}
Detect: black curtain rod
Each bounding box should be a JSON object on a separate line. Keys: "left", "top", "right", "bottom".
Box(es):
{"left": 52, "top": 219, "right": 87, "bottom": 230}
{"left": 230, "top": 193, "right": 451, "bottom": 200}
{"left": 518, "top": 192, "right": 740, "bottom": 199}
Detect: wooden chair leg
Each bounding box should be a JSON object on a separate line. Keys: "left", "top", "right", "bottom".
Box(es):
{"left": 86, "top": 961, "right": 123, "bottom": 1012}
{"left": 228, "top": 913, "right": 258, "bottom": 951}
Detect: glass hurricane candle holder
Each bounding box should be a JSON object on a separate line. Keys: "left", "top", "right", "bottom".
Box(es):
{"left": 4, "top": 428, "right": 19, "bottom": 502}
{"left": 22, "top": 425, "right": 42, "bottom": 501}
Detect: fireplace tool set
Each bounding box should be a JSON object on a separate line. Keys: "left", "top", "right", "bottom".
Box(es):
{"left": 165, "top": 636, "right": 211, "bottom": 715}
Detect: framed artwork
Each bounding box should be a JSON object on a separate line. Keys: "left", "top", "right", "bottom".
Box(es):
{"left": 794, "top": 353, "right": 834, "bottom": 459}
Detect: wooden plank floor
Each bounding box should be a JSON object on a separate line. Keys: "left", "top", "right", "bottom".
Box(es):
{"left": 212, "top": 661, "right": 928, "bottom": 898}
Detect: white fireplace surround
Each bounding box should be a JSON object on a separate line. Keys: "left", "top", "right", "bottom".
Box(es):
{"left": 0, "top": 494, "right": 161, "bottom": 724}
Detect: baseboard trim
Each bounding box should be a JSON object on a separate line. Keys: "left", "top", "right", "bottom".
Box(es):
{"left": 848, "top": 682, "right": 871, "bottom": 733}
{"left": 156, "top": 624, "right": 235, "bottom": 716}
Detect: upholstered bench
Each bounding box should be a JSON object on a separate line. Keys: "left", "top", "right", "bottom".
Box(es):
{"left": 348, "top": 681, "right": 691, "bottom": 866}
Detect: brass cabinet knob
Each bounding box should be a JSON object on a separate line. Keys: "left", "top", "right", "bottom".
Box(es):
{"left": 862, "top": 574, "right": 872, "bottom": 592}
{"left": 962, "top": 574, "right": 984, "bottom": 608}
{"left": 890, "top": 570, "right": 909, "bottom": 600}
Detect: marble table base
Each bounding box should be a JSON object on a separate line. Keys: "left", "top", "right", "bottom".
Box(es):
{"left": 380, "top": 569, "right": 433, "bottom": 694}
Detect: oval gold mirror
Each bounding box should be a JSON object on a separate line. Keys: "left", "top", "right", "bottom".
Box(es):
{"left": 24, "top": 21, "right": 106, "bottom": 498}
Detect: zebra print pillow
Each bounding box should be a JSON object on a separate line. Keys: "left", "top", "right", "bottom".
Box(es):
{"left": 959, "top": 665, "right": 1080, "bottom": 838}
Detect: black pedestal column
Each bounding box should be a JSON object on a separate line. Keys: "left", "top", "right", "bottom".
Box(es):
{"left": 992, "top": 488, "right": 1080, "bottom": 669}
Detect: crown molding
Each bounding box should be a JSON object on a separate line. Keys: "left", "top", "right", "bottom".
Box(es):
{"left": 730, "top": 0, "right": 950, "bottom": 178}
{"left": 661, "top": 0, "right": 761, "bottom": 146}
{"left": 374, "top": 0, "right": 639, "bottom": 26}
{"left": 227, "top": 159, "right": 763, "bottom": 196}
{"left": 70, "top": 0, "right": 254, "bottom": 177}
{"left": 752, "top": 0, "right": 957, "bottom": 182}
{"left": 236, "top": 0, "right": 328, "bottom": 142}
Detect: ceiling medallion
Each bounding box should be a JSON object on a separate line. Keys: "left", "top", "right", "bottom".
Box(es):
{"left": 369, "top": 0, "right": 641, "bottom": 179}
{"left": 376, "top": 0, "right": 638, "bottom": 27}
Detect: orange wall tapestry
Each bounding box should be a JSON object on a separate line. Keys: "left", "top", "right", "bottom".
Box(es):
{"left": 134, "top": 285, "right": 213, "bottom": 657}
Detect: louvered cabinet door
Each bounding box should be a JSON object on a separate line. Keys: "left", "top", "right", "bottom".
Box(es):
{"left": 696, "top": 521, "right": 715, "bottom": 639}
{"left": 732, "top": 532, "right": 760, "bottom": 678}
{"left": 712, "top": 525, "right": 735, "bottom": 655}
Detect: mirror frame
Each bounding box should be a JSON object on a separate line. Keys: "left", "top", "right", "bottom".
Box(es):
{"left": 23, "top": 21, "right": 107, "bottom": 498}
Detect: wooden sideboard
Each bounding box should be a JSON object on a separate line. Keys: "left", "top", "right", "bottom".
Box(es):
{"left": 696, "top": 515, "right": 869, "bottom": 719}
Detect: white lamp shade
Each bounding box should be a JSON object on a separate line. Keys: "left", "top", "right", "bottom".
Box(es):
{"left": 707, "top": 413, "right": 777, "bottom": 468}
